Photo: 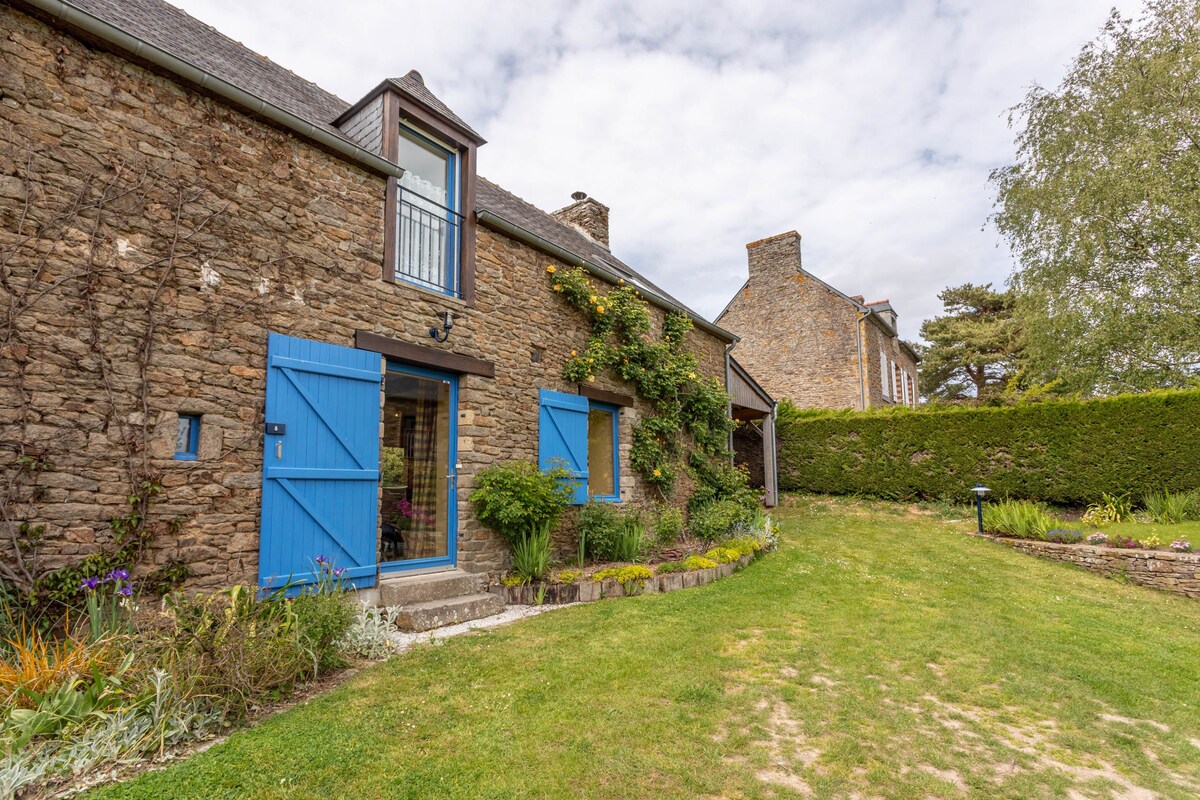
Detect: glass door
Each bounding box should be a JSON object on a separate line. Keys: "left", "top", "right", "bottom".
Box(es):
{"left": 380, "top": 363, "right": 458, "bottom": 571}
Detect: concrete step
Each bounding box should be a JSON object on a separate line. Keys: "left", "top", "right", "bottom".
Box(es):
{"left": 378, "top": 570, "right": 481, "bottom": 607}
{"left": 393, "top": 592, "right": 506, "bottom": 632}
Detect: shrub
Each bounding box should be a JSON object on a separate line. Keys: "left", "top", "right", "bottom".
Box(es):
{"left": 981, "top": 499, "right": 1056, "bottom": 539}
{"left": 1086, "top": 532, "right": 1109, "bottom": 545}
{"left": 654, "top": 560, "right": 688, "bottom": 575}
{"left": 1043, "top": 528, "right": 1084, "bottom": 544}
{"left": 1169, "top": 539, "right": 1193, "bottom": 553}
{"left": 652, "top": 506, "right": 684, "bottom": 547}
{"left": 687, "top": 455, "right": 760, "bottom": 513}
{"left": 689, "top": 500, "right": 757, "bottom": 542}
{"left": 1142, "top": 489, "right": 1199, "bottom": 524}
{"left": 682, "top": 555, "right": 718, "bottom": 571}
{"left": 469, "top": 461, "right": 574, "bottom": 547}
{"left": 775, "top": 390, "right": 1200, "bottom": 504}
{"left": 578, "top": 501, "right": 625, "bottom": 562}
{"left": 1082, "top": 493, "right": 1134, "bottom": 526}
{"left": 510, "top": 521, "right": 553, "bottom": 584}
{"left": 152, "top": 585, "right": 312, "bottom": 719}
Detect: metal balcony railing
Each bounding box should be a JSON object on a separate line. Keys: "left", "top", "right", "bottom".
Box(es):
{"left": 396, "top": 186, "right": 462, "bottom": 296}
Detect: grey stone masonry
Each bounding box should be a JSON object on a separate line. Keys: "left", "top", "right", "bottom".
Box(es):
{"left": 983, "top": 535, "right": 1200, "bottom": 599}
{"left": 551, "top": 193, "right": 610, "bottom": 249}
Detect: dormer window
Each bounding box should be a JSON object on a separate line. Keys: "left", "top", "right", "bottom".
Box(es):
{"left": 395, "top": 125, "right": 461, "bottom": 296}
{"left": 334, "top": 70, "right": 486, "bottom": 305}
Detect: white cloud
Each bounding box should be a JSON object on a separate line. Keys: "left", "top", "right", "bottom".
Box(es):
{"left": 173, "top": 0, "right": 1118, "bottom": 340}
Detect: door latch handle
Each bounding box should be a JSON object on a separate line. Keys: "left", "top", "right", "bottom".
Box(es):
{"left": 275, "top": 441, "right": 282, "bottom": 461}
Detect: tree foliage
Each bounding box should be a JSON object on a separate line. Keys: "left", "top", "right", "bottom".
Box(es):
{"left": 918, "top": 283, "right": 1023, "bottom": 401}
{"left": 991, "top": 0, "right": 1200, "bottom": 394}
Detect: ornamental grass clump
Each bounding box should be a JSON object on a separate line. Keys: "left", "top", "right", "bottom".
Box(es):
{"left": 981, "top": 499, "right": 1057, "bottom": 539}
{"left": 1081, "top": 492, "right": 1134, "bottom": 526}
{"left": 510, "top": 520, "right": 553, "bottom": 584}
{"left": 1142, "top": 489, "right": 1199, "bottom": 525}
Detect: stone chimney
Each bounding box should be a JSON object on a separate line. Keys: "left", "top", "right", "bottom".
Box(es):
{"left": 552, "top": 191, "right": 610, "bottom": 249}
{"left": 746, "top": 231, "right": 802, "bottom": 285}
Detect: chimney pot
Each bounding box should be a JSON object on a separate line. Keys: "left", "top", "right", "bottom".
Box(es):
{"left": 571, "top": 191, "right": 587, "bottom": 201}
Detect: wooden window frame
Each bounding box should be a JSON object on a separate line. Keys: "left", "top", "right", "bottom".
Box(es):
{"left": 381, "top": 91, "right": 479, "bottom": 306}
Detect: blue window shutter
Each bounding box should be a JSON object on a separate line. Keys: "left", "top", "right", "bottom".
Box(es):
{"left": 260, "top": 333, "right": 382, "bottom": 591}
{"left": 538, "top": 389, "right": 589, "bottom": 504}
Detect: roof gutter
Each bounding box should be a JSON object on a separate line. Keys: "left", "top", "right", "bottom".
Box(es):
{"left": 21, "top": 0, "right": 405, "bottom": 181}
{"left": 477, "top": 209, "right": 737, "bottom": 343}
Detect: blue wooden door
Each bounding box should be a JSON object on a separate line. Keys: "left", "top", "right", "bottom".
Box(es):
{"left": 259, "top": 333, "right": 382, "bottom": 590}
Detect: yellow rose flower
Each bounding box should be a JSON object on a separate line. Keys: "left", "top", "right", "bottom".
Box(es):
{"left": 596, "top": 305, "right": 605, "bottom": 314}
{"left": 571, "top": 350, "right": 577, "bottom": 356}
{"left": 546, "top": 265, "right": 557, "bottom": 274}
{"left": 554, "top": 283, "right": 562, "bottom": 291}
{"left": 652, "top": 468, "right": 661, "bottom": 477}
{"left": 589, "top": 294, "right": 597, "bottom": 303}
{"left": 587, "top": 375, "right": 595, "bottom": 382}
{"left": 688, "top": 372, "right": 696, "bottom": 379}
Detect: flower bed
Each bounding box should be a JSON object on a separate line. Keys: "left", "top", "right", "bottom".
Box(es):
{"left": 490, "top": 552, "right": 758, "bottom": 605}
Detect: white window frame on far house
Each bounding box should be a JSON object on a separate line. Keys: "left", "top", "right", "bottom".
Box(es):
{"left": 880, "top": 349, "right": 890, "bottom": 399}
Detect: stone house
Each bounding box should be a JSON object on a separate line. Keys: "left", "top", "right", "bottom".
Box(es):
{"left": 0, "top": 0, "right": 765, "bottom": 621}
{"left": 718, "top": 231, "right": 920, "bottom": 410}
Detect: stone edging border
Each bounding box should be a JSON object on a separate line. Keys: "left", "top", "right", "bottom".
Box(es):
{"left": 489, "top": 553, "right": 756, "bottom": 605}
{"left": 968, "top": 532, "right": 1200, "bottom": 599}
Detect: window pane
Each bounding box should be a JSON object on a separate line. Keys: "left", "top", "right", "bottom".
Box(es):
{"left": 587, "top": 408, "right": 615, "bottom": 498}
{"left": 397, "top": 130, "right": 450, "bottom": 205}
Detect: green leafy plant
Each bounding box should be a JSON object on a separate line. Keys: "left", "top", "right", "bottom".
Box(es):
{"left": 290, "top": 560, "right": 355, "bottom": 674}
{"left": 340, "top": 604, "right": 402, "bottom": 661}
{"left": 1142, "top": 489, "right": 1198, "bottom": 525}
{"left": 654, "top": 560, "right": 689, "bottom": 575}
{"left": 689, "top": 500, "right": 757, "bottom": 542}
{"left": 982, "top": 499, "right": 1057, "bottom": 539}
{"left": 470, "top": 461, "right": 574, "bottom": 548}
{"left": 613, "top": 513, "right": 647, "bottom": 562}
{"left": 380, "top": 447, "right": 406, "bottom": 487}
{"left": 652, "top": 506, "right": 683, "bottom": 547}
{"left": 1082, "top": 492, "right": 1134, "bottom": 526}
{"left": 577, "top": 500, "right": 625, "bottom": 562}
{"left": 510, "top": 521, "right": 553, "bottom": 584}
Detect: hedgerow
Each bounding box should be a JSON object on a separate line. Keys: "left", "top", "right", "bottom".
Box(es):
{"left": 776, "top": 390, "right": 1200, "bottom": 505}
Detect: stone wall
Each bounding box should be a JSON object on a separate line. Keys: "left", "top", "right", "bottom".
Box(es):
{"left": 985, "top": 536, "right": 1200, "bottom": 599}
{"left": 0, "top": 6, "right": 728, "bottom": 591}
{"left": 720, "top": 232, "right": 863, "bottom": 409}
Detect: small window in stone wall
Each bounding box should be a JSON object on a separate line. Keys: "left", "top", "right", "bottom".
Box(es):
{"left": 175, "top": 414, "right": 201, "bottom": 461}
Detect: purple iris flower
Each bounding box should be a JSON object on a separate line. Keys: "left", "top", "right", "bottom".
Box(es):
{"left": 118, "top": 585, "right": 133, "bottom": 597}
{"left": 80, "top": 576, "right": 100, "bottom": 591}
{"left": 105, "top": 568, "right": 130, "bottom": 582}
{"left": 333, "top": 567, "right": 347, "bottom": 578}
{"left": 314, "top": 555, "right": 328, "bottom": 566}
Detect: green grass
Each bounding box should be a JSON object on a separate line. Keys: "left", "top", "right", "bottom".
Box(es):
{"left": 87, "top": 497, "right": 1200, "bottom": 799}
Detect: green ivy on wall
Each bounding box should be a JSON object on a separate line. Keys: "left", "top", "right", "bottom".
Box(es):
{"left": 546, "top": 265, "right": 732, "bottom": 495}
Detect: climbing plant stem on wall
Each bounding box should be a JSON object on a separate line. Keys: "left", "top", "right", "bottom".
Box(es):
{"left": 547, "top": 266, "right": 732, "bottom": 495}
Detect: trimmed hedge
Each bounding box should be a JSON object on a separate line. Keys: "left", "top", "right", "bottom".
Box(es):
{"left": 776, "top": 390, "right": 1200, "bottom": 505}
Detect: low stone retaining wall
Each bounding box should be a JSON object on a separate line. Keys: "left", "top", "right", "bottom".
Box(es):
{"left": 977, "top": 534, "right": 1200, "bottom": 599}
{"left": 489, "top": 554, "right": 754, "bottom": 605}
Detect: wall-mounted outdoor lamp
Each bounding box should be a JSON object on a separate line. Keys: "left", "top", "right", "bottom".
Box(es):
{"left": 429, "top": 311, "right": 458, "bottom": 343}
{"left": 972, "top": 484, "right": 991, "bottom": 533}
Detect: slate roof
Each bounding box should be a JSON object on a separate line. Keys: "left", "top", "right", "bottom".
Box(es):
{"left": 388, "top": 71, "right": 483, "bottom": 142}
{"left": 43, "top": 0, "right": 715, "bottom": 331}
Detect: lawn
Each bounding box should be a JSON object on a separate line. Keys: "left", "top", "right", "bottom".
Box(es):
{"left": 87, "top": 497, "right": 1200, "bottom": 799}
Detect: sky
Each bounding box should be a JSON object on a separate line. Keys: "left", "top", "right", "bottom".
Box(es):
{"left": 171, "top": 0, "right": 1123, "bottom": 341}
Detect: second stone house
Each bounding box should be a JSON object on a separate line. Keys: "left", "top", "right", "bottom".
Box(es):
{"left": 718, "top": 231, "right": 920, "bottom": 410}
